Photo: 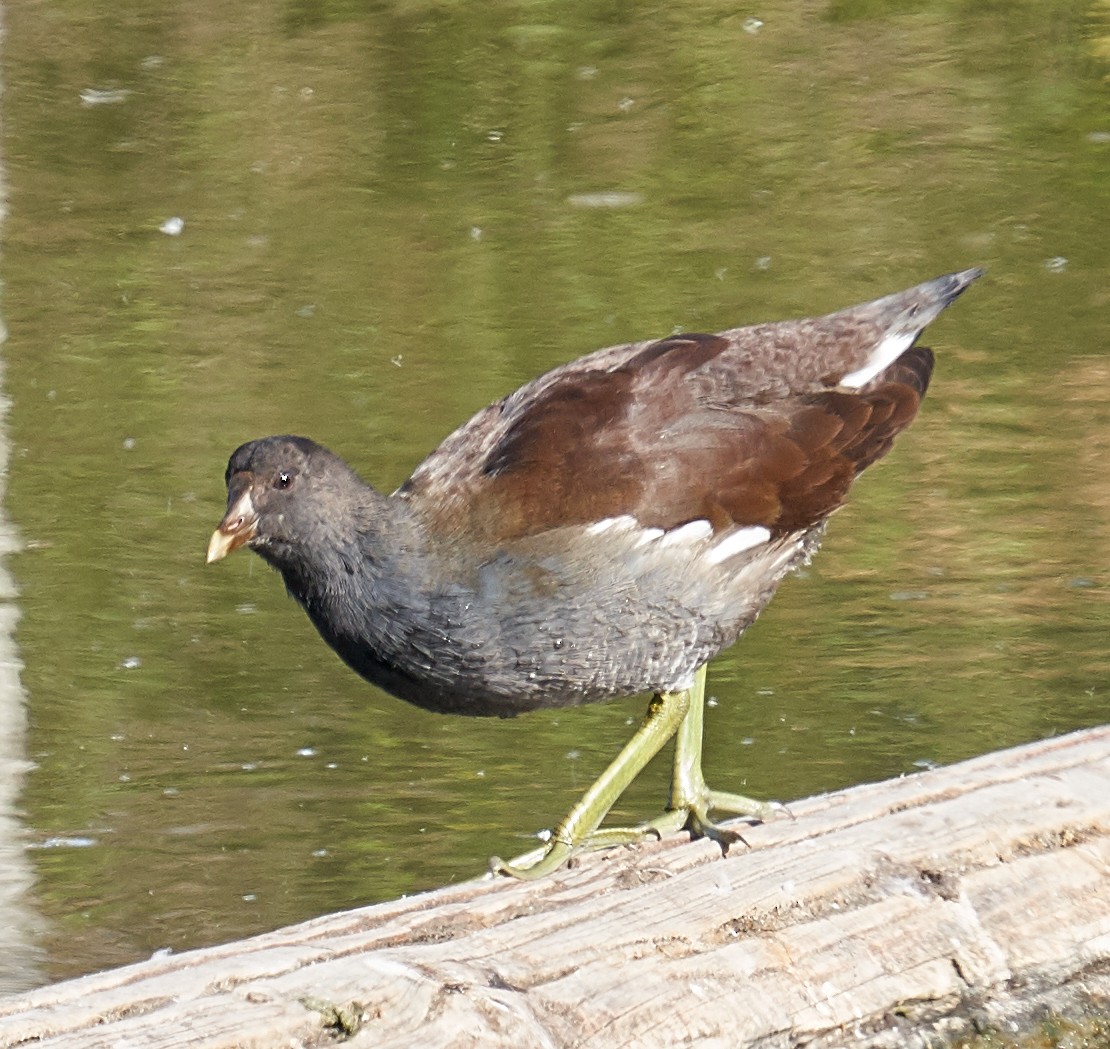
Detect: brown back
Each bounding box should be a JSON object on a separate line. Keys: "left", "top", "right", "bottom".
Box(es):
{"left": 401, "top": 333, "right": 933, "bottom": 543}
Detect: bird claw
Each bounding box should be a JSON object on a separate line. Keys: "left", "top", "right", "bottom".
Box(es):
{"left": 490, "top": 795, "right": 783, "bottom": 879}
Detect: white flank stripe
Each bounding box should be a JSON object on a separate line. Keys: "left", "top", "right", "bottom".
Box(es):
{"left": 657, "top": 519, "right": 713, "bottom": 547}
{"left": 839, "top": 330, "right": 915, "bottom": 389}
{"left": 705, "top": 525, "right": 772, "bottom": 565}
{"left": 587, "top": 515, "right": 636, "bottom": 535}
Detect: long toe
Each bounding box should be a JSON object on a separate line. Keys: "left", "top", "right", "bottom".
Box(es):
{"left": 490, "top": 841, "right": 573, "bottom": 880}
{"left": 704, "top": 789, "right": 783, "bottom": 822}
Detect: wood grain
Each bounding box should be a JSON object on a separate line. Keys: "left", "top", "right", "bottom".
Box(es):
{"left": 2, "top": 726, "right": 1108, "bottom": 1048}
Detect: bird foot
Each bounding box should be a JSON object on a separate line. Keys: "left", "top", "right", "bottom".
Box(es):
{"left": 489, "top": 822, "right": 663, "bottom": 880}
{"left": 641, "top": 793, "right": 778, "bottom": 854}
{"left": 488, "top": 671, "right": 787, "bottom": 880}
{"left": 490, "top": 793, "right": 785, "bottom": 879}
{"left": 489, "top": 846, "right": 564, "bottom": 881}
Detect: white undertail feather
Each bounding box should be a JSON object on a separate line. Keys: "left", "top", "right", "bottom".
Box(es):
{"left": 839, "top": 330, "right": 915, "bottom": 389}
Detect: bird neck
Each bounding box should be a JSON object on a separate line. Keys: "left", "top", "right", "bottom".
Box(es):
{"left": 275, "top": 494, "right": 463, "bottom": 705}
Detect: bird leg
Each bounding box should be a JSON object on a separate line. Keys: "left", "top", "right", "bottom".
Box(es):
{"left": 572, "top": 665, "right": 777, "bottom": 853}
{"left": 643, "top": 664, "right": 778, "bottom": 848}
{"left": 490, "top": 685, "right": 691, "bottom": 879}
{"left": 492, "top": 665, "right": 779, "bottom": 879}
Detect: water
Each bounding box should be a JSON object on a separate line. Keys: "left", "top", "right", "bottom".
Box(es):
{"left": 1, "top": 0, "right": 1107, "bottom": 986}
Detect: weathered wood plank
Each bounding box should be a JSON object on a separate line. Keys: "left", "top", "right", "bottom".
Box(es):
{"left": 2, "top": 726, "right": 1108, "bottom": 1048}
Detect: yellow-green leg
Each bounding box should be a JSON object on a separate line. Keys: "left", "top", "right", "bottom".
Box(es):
{"left": 491, "top": 665, "right": 778, "bottom": 879}
{"left": 644, "top": 664, "right": 777, "bottom": 846}
{"left": 490, "top": 685, "right": 691, "bottom": 879}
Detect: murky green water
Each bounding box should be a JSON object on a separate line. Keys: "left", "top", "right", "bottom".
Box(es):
{"left": 1, "top": 0, "right": 1107, "bottom": 987}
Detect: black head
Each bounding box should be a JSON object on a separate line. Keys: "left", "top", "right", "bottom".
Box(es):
{"left": 207, "top": 435, "right": 369, "bottom": 569}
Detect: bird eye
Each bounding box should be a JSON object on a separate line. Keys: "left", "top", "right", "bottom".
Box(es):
{"left": 275, "top": 471, "right": 294, "bottom": 490}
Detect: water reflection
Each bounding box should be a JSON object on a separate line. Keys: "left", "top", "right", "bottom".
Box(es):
{"left": 0, "top": 435, "right": 44, "bottom": 990}
{"left": 1, "top": 0, "right": 1107, "bottom": 986}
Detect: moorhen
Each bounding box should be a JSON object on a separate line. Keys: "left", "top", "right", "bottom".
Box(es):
{"left": 208, "top": 267, "right": 983, "bottom": 878}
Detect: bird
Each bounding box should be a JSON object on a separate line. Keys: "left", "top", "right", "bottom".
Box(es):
{"left": 207, "top": 267, "right": 983, "bottom": 879}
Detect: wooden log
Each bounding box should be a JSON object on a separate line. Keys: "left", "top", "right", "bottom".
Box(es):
{"left": 2, "top": 726, "right": 1108, "bottom": 1048}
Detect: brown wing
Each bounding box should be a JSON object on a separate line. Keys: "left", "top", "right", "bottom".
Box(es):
{"left": 400, "top": 332, "right": 933, "bottom": 542}
{"left": 772, "top": 346, "right": 933, "bottom": 531}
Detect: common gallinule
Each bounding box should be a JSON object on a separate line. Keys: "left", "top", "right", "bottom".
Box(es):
{"left": 208, "top": 267, "right": 983, "bottom": 878}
